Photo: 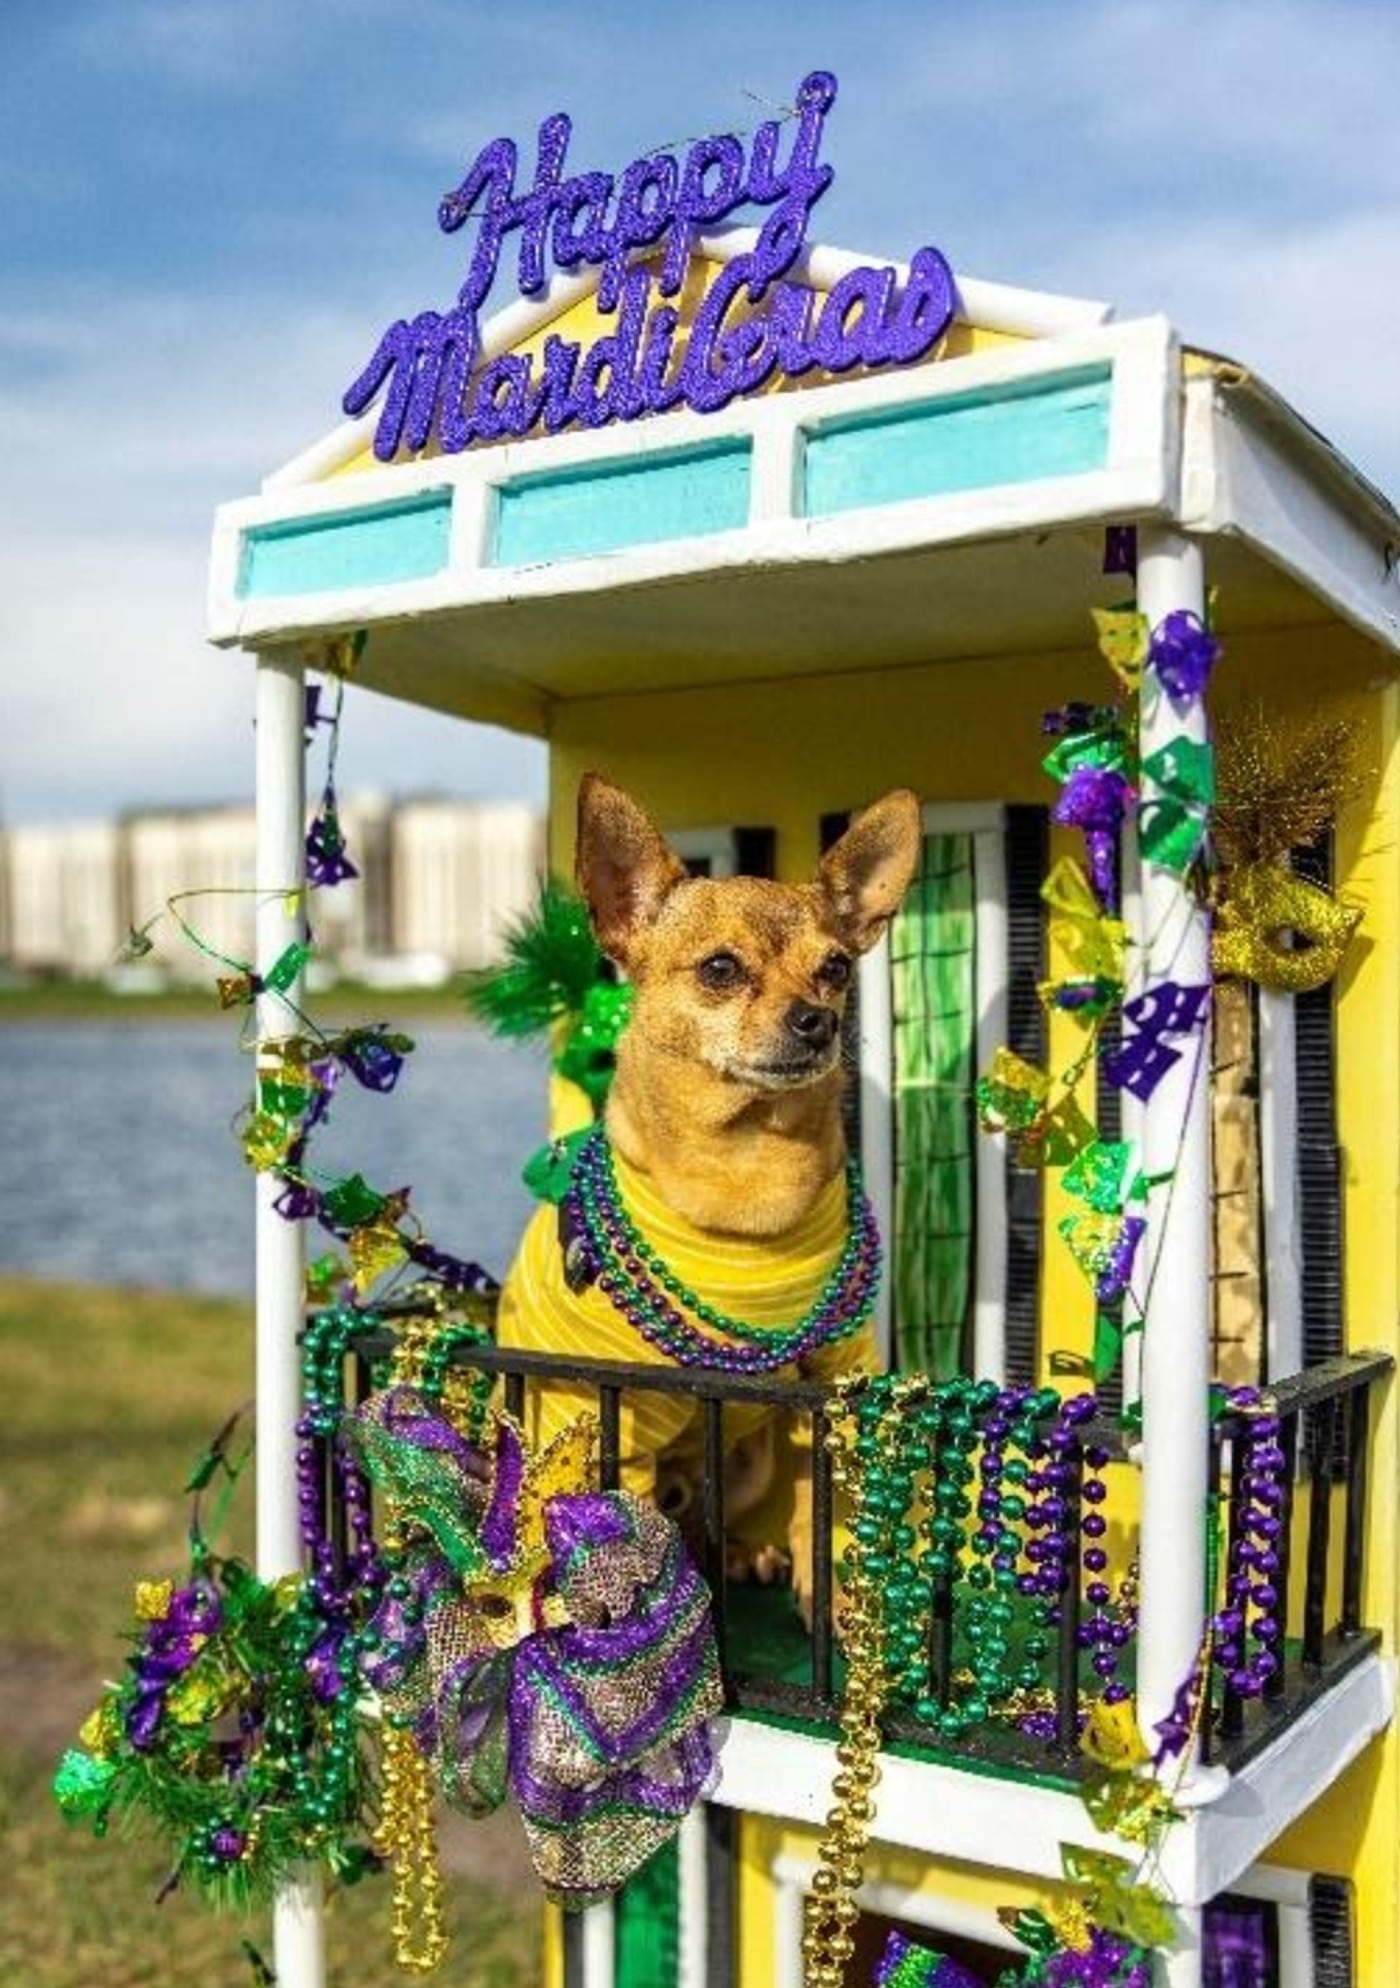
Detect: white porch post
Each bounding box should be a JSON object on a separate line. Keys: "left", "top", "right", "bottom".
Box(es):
{"left": 254, "top": 649, "right": 325, "bottom": 1986}
{"left": 1158, "top": 1906, "right": 1203, "bottom": 1988}
{"left": 1135, "top": 531, "right": 1213, "bottom": 1791}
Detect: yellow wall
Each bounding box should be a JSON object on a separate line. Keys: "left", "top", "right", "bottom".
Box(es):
{"left": 737, "top": 1814, "right": 1068, "bottom": 1988}
{"left": 1269, "top": 672, "right": 1400, "bottom": 1982}
{"left": 545, "top": 620, "right": 1400, "bottom": 1953}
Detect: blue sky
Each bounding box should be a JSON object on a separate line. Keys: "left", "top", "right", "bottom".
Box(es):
{"left": 4, "top": 0, "right": 1399, "bottom": 822}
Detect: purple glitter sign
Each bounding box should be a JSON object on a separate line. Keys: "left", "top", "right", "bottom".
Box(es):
{"left": 344, "top": 71, "right": 957, "bottom": 461}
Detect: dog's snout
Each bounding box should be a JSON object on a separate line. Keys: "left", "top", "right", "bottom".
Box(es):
{"left": 784, "top": 1000, "right": 838, "bottom": 1049}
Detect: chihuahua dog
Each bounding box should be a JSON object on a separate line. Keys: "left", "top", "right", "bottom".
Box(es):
{"left": 495, "top": 774, "right": 922, "bottom": 1616}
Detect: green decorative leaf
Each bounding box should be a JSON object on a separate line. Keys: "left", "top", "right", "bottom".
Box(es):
{"left": 263, "top": 940, "right": 313, "bottom": 995}
{"left": 53, "top": 1748, "right": 115, "bottom": 1819}
{"left": 321, "top": 1173, "right": 387, "bottom": 1228}
{"left": 1138, "top": 797, "right": 1207, "bottom": 874}
{"left": 522, "top": 1129, "right": 593, "bottom": 1205}
{"left": 1142, "top": 737, "right": 1215, "bottom": 807}
{"left": 463, "top": 878, "right": 606, "bottom": 1038}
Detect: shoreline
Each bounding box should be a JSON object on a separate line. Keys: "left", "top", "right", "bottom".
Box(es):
{"left": 0, "top": 979, "right": 479, "bottom": 1025}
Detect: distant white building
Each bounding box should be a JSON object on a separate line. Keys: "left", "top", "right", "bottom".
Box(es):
{"left": 0, "top": 794, "right": 542, "bottom": 985}
{"left": 2, "top": 822, "right": 124, "bottom": 975}
{"left": 123, "top": 805, "right": 258, "bottom": 979}
{"left": 390, "top": 799, "right": 544, "bottom": 973}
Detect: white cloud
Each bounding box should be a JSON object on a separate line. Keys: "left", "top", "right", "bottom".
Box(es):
{"left": 0, "top": 287, "right": 546, "bottom": 823}
{"left": 7, "top": 0, "right": 1399, "bottom": 825}
{"left": 1063, "top": 205, "right": 1400, "bottom": 495}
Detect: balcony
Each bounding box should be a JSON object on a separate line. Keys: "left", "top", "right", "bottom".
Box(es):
{"left": 330, "top": 1320, "right": 1393, "bottom": 1967}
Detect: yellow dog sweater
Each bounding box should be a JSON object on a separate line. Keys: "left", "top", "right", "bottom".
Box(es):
{"left": 496, "top": 1146, "right": 875, "bottom": 1503}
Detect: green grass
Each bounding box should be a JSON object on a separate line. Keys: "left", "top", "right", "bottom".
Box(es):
{"left": 0, "top": 1277, "right": 538, "bottom": 1986}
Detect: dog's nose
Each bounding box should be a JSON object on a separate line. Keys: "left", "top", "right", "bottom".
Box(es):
{"left": 784, "top": 1000, "right": 838, "bottom": 1049}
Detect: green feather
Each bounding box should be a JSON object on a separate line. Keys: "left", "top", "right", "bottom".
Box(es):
{"left": 462, "top": 877, "right": 604, "bottom": 1038}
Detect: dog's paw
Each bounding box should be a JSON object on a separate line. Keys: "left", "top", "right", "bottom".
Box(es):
{"left": 724, "top": 1539, "right": 792, "bottom": 1586}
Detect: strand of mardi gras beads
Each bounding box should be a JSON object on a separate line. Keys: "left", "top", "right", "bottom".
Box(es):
{"left": 803, "top": 1376, "right": 892, "bottom": 1987}
{"left": 566, "top": 1127, "right": 880, "bottom": 1372}
{"left": 357, "top": 1304, "right": 499, "bottom": 1973}
{"left": 375, "top": 1720, "right": 448, "bottom": 1976}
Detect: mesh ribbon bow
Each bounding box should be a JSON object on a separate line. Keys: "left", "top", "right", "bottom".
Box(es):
{"left": 350, "top": 1390, "right": 722, "bottom": 1905}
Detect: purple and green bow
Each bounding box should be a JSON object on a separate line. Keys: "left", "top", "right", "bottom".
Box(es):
{"left": 350, "top": 1389, "right": 723, "bottom": 1905}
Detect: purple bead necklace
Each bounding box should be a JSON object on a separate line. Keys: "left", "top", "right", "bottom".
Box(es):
{"left": 563, "top": 1127, "right": 882, "bottom": 1373}
{"left": 1211, "top": 1391, "right": 1287, "bottom": 1697}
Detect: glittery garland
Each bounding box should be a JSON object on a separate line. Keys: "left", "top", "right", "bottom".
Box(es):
{"left": 462, "top": 876, "right": 634, "bottom": 1111}
{"left": 54, "top": 1307, "right": 384, "bottom": 1908}
{"left": 121, "top": 642, "right": 501, "bottom": 1313}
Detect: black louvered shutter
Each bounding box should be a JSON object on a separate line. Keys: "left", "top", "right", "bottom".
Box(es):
{"left": 1294, "top": 836, "right": 1344, "bottom": 1368}
{"left": 1293, "top": 837, "right": 1346, "bottom": 1473}
{"left": 1004, "top": 806, "right": 1048, "bottom": 1387}
{"left": 733, "top": 826, "right": 776, "bottom": 879}
{"left": 1310, "top": 1875, "right": 1355, "bottom": 1988}
{"left": 679, "top": 827, "right": 776, "bottom": 882}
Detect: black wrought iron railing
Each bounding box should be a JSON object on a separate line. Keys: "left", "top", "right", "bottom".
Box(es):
{"left": 1203, "top": 1350, "right": 1392, "bottom": 1769}
{"left": 328, "top": 1323, "right": 1391, "bottom": 1779}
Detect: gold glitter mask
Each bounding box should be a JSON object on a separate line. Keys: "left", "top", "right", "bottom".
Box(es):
{"left": 1213, "top": 861, "right": 1361, "bottom": 993}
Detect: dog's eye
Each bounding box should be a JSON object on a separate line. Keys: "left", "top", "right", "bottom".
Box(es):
{"left": 697, "top": 952, "right": 744, "bottom": 991}
{"left": 817, "top": 952, "right": 853, "bottom": 992}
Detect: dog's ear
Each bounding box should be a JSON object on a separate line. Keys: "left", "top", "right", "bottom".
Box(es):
{"left": 817, "top": 790, "right": 922, "bottom": 953}
{"left": 576, "top": 773, "right": 688, "bottom": 963}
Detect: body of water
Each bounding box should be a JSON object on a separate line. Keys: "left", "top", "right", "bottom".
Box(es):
{"left": 0, "top": 1021, "right": 546, "bottom": 1296}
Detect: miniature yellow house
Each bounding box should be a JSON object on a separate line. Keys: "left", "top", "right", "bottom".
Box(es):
{"left": 210, "top": 72, "right": 1399, "bottom": 1988}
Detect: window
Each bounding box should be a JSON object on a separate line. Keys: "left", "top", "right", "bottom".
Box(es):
{"left": 858, "top": 804, "right": 1048, "bottom": 1381}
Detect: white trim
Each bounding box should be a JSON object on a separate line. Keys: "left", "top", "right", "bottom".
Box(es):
{"left": 860, "top": 802, "right": 1009, "bottom": 1377}
{"left": 768, "top": 1852, "right": 1021, "bottom": 1988}
{"left": 1170, "top": 1655, "right": 1394, "bottom": 1907}
{"left": 711, "top": 1654, "right": 1392, "bottom": 1906}
{"left": 1159, "top": 1906, "right": 1204, "bottom": 1988}
{"left": 1135, "top": 530, "right": 1213, "bottom": 1770}
{"left": 676, "top": 1808, "right": 708, "bottom": 1988}
{"left": 1119, "top": 828, "right": 1146, "bottom": 1407}
{"left": 1277, "top": 1896, "right": 1316, "bottom": 1988}
{"left": 972, "top": 822, "right": 1010, "bottom": 1384}
{"left": 913, "top": 801, "right": 1005, "bottom": 835}
{"left": 1180, "top": 368, "right": 1400, "bottom": 658}
{"left": 669, "top": 827, "right": 742, "bottom": 878}
{"left": 1259, "top": 989, "right": 1304, "bottom": 1380}
{"left": 253, "top": 653, "right": 323, "bottom": 1988}
{"left": 209, "top": 317, "right": 1178, "bottom": 650}
{"left": 264, "top": 228, "right": 1112, "bottom": 492}
{"left": 773, "top": 1860, "right": 806, "bottom": 1988}
{"left": 771, "top": 1855, "right": 1023, "bottom": 1949}
{"left": 857, "top": 928, "right": 896, "bottom": 1368}
{"left": 580, "top": 1898, "right": 615, "bottom": 1988}
{"left": 763, "top": 1846, "right": 1315, "bottom": 1988}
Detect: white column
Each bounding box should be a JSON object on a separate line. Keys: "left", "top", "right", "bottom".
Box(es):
{"left": 1135, "top": 532, "right": 1213, "bottom": 1799}
{"left": 857, "top": 931, "right": 896, "bottom": 1367}
{"left": 1119, "top": 831, "right": 1146, "bottom": 1406}
{"left": 580, "top": 1899, "right": 616, "bottom": 1988}
{"left": 676, "top": 1808, "right": 709, "bottom": 1988}
{"left": 254, "top": 649, "right": 324, "bottom": 1987}
{"left": 1157, "top": 1906, "right": 1203, "bottom": 1988}
{"left": 972, "top": 822, "right": 1010, "bottom": 1384}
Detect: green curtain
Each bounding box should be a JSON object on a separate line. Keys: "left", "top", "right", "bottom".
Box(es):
{"left": 890, "top": 831, "right": 976, "bottom": 1377}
